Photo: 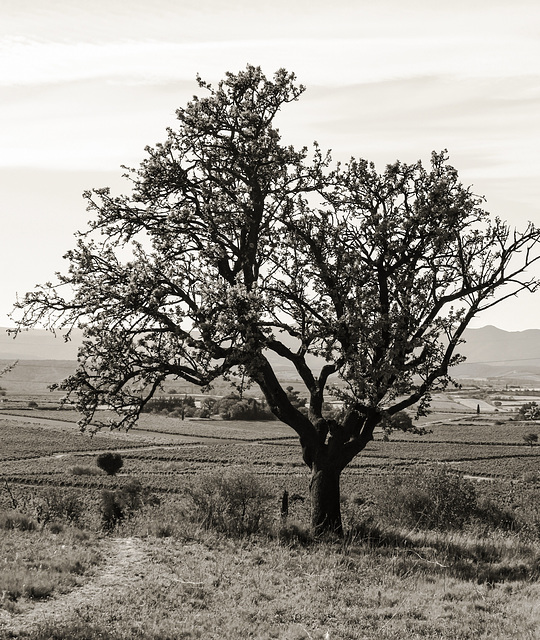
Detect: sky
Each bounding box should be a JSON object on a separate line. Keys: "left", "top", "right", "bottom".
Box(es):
{"left": 1, "top": 0, "right": 539, "bottom": 331}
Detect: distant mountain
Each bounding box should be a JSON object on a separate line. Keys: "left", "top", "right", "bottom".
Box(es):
{"left": 0, "top": 328, "right": 81, "bottom": 361}
{"left": 451, "top": 326, "right": 540, "bottom": 383}
{"left": 2, "top": 325, "right": 540, "bottom": 385}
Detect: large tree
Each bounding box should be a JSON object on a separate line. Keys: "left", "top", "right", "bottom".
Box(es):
{"left": 13, "top": 66, "right": 540, "bottom": 535}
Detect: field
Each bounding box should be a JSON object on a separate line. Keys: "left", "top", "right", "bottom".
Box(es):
{"left": 1, "top": 405, "right": 540, "bottom": 638}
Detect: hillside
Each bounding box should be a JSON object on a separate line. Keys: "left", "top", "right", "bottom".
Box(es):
{"left": 452, "top": 326, "right": 540, "bottom": 382}
{"left": 0, "top": 328, "right": 80, "bottom": 360}
{"left": 2, "top": 325, "right": 540, "bottom": 386}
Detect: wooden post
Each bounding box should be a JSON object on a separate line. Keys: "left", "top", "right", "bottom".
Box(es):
{"left": 280, "top": 490, "right": 289, "bottom": 522}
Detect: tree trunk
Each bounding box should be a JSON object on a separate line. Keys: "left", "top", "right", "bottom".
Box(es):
{"left": 310, "top": 463, "right": 343, "bottom": 537}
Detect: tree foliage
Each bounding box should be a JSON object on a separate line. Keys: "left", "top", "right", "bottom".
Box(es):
{"left": 215, "top": 394, "right": 275, "bottom": 420}
{"left": 519, "top": 402, "right": 540, "bottom": 421}
{"left": 379, "top": 410, "right": 429, "bottom": 441}
{"left": 13, "top": 65, "right": 540, "bottom": 534}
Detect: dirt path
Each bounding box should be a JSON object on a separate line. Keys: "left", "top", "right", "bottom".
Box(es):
{"left": 0, "top": 537, "right": 149, "bottom": 637}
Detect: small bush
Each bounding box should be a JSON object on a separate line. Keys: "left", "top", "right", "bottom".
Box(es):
{"left": 96, "top": 452, "right": 124, "bottom": 476}
{"left": 37, "top": 487, "right": 83, "bottom": 525}
{"left": 48, "top": 521, "right": 64, "bottom": 534}
{"left": 513, "top": 487, "right": 540, "bottom": 539}
{"left": 374, "top": 466, "right": 477, "bottom": 531}
{"left": 100, "top": 479, "right": 144, "bottom": 531}
{"left": 25, "top": 582, "right": 55, "bottom": 600}
{"left": 216, "top": 395, "right": 275, "bottom": 420}
{"left": 0, "top": 510, "right": 37, "bottom": 531}
{"left": 523, "top": 470, "right": 540, "bottom": 484}
{"left": 380, "top": 411, "right": 413, "bottom": 439}
{"left": 523, "top": 433, "right": 539, "bottom": 447}
{"left": 474, "top": 497, "right": 518, "bottom": 532}
{"left": 70, "top": 465, "right": 102, "bottom": 476}
{"left": 185, "top": 469, "right": 272, "bottom": 536}
{"left": 277, "top": 522, "right": 313, "bottom": 546}
{"left": 101, "top": 490, "right": 124, "bottom": 530}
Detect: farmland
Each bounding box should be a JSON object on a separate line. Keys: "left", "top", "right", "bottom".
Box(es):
{"left": 1, "top": 401, "right": 540, "bottom": 638}
{"left": 2, "top": 406, "right": 540, "bottom": 524}
{"left": 3, "top": 407, "right": 540, "bottom": 490}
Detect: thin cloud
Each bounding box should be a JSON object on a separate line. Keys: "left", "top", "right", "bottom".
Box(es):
{"left": 1, "top": 32, "right": 539, "bottom": 87}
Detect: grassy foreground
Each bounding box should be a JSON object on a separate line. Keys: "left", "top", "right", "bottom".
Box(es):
{"left": 1, "top": 501, "right": 540, "bottom": 640}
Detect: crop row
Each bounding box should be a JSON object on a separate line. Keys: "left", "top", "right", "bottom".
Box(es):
{"left": 0, "top": 419, "right": 155, "bottom": 461}
{"left": 402, "top": 415, "right": 540, "bottom": 443}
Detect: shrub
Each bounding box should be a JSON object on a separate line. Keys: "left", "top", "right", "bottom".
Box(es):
{"left": 37, "top": 487, "right": 84, "bottom": 525}
{"left": 185, "top": 469, "right": 272, "bottom": 536}
{"left": 523, "top": 470, "right": 540, "bottom": 483}
{"left": 96, "top": 452, "right": 124, "bottom": 476}
{"left": 518, "top": 401, "right": 540, "bottom": 420}
{"left": 101, "top": 490, "right": 125, "bottom": 530}
{"left": 100, "top": 479, "right": 144, "bottom": 531}
{"left": 197, "top": 397, "right": 216, "bottom": 418}
{"left": 216, "top": 395, "right": 275, "bottom": 421}
{"left": 142, "top": 394, "right": 195, "bottom": 414}
{"left": 277, "top": 522, "right": 313, "bottom": 546}
{"left": 285, "top": 386, "right": 307, "bottom": 410}
{"left": 513, "top": 487, "right": 540, "bottom": 539}
{"left": 374, "top": 466, "right": 477, "bottom": 531}
{"left": 70, "top": 465, "right": 101, "bottom": 476}
{"left": 523, "top": 433, "right": 538, "bottom": 447}
{"left": 474, "top": 497, "right": 518, "bottom": 532}
{"left": 380, "top": 411, "right": 413, "bottom": 439}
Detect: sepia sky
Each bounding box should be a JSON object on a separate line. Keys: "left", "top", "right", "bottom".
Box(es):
{"left": 1, "top": 0, "right": 539, "bottom": 330}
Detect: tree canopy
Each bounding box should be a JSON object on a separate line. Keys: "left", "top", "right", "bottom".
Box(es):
{"left": 13, "top": 65, "right": 540, "bottom": 534}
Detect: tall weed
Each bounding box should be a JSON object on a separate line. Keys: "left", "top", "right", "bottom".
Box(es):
{"left": 37, "top": 487, "right": 83, "bottom": 525}
{"left": 374, "top": 466, "right": 477, "bottom": 531}
{"left": 185, "top": 469, "right": 272, "bottom": 536}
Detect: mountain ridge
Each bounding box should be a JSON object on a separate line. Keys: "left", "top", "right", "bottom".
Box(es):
{"left": 2, "top": 325, "right": 540, "bottom": 384}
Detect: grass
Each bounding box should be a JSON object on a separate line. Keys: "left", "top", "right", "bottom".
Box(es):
{"left": 5, "top": 529, "right": 540, "bottom": 639}
{"left": 0, "top": 527, "right": 103, "bottom": 614}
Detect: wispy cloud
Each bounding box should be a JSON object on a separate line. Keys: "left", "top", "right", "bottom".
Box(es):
{"left": 1, "top": 33, "right": 539, "bottom": 88}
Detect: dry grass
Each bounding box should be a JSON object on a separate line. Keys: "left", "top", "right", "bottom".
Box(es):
{"left": 5, "top": 529, "right": 540, "bottom": 640}
{"left": 0, "top": 527, "right": 104, "bottom": 615}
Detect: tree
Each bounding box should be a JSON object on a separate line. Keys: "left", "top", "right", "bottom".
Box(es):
{"left": 96, "top": 452, "right": 124, "bottom": 476}
{"left": 12, "top": 66, "right": 540, "bottom": 536}
{"left": 379, "top": 411, "right": 419, "bottom": 441}
{"left": 519, "top": 401, "right": 540, "bottom": 421}
{"left": 286, "top": 386, "right": 307, "bottom": 411}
